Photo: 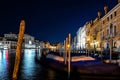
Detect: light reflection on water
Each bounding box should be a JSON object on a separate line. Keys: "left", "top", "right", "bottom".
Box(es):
{"left": 0, "top": 49, "right": 120, "bottom": 80}
{"left": 0, "top": 49, "right": 68, "bottom": 80}
{"left": 0, "top": 50, "right": 9, "bottom": 79}
{"left": 21, "top": 49, "right": 36, "bottom": 77}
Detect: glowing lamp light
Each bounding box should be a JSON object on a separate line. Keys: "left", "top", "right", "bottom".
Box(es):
{"left": 29, "top": 40, "right": 32, "bottom": 44}
{"left": 67, "top": 44, "right": 70, "bottom": 48}
{"left": 95, "top": 41, "right": 99, "bottom": 45}
{"left": 87, "top": 38, "right": 90, "bottom": 41}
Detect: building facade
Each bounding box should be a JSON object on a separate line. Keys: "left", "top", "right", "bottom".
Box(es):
{"left": 0, "top": 41, "right": 17, "bottom": 49}
{"left": 101, "top": 3, "right": 120, "bottom": 52}
{"left": 4, "top": 32, "right": 18, "bottom": 41}
{"left": 23, "top": 34, "right": 36, "bottom": 49}
{"left": 76, "top": 0, "right": 120, "bottom": 53}
{"left": 0, "top": 33, "right": 37, "bottom": 49}
{"left": 0, "top": 33, "right": 18, "bottom": 49}
{"left": 76, "top": 25, "right": 87, "bottom": 50}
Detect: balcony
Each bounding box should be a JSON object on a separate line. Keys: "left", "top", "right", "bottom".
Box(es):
{"left": 110, "top": 33, "right": 115, "bottom": 38}
{"left": 104, "top": 34, "right": 115, "bottom": 41}
{"left": 104, "top": 35, "right": 110, "bottom": 40}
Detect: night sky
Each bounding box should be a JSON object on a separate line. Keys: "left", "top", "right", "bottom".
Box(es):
{"left": 0, "top": 0, "right": 118, "bottom": 43}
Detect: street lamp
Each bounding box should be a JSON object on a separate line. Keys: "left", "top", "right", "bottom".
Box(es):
{"left": 100, "top": 41, "right": 103, "bottom": 60}
{"left": 109, "top": 37, "right": 113, "bottom": 63}
{"left": 93, "top": 29, "right": 97, "bottom": 56}
{"left": 106, "top": 34, "right": 114, "bottom": 63}
{"left": 87, "top": 37, "right": 90, "bottom": 56}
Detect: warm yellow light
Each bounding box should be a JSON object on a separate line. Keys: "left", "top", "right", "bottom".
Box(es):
{"left": 90, "top": 43, "right": 94, "bottom": 45}
{"left": 95, "top": 41, "right": 99, "bottom": 45}
{"left": 87, "top": 38, "right": 90, "bottom": 41}
{"left": 67, "top": 44, "right": 70, "bottom": 48}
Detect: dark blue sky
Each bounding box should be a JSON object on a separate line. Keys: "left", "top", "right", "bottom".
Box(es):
{"left": 0, "top": 0, "right": 118, "bottom": 43}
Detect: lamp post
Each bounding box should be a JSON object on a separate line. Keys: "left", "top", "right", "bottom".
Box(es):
{"left": 109, "top": 37, "right": 113, "bottom": 63}
{"left": 85, "top": 37, "right": 87, "bottom": 56}
{"left": 87, "top": 37, "right": 90, "bottom": 56}
{"left": 100, "top": 41, "right": 103, "bottom": 60}
{"left": 93, "top": 29, "right": 97, "bottom": 56}
{"left": 109, "top": 39, "right": 112, "bottom": 63}
{"left": 94, "top": 40, "right": 96, "bottom": 55}
{"left": 107, "top": 34, "right": 113, "bottom": 63}
{"left": 88, "top": 41, "right": 90, "bottom": 56}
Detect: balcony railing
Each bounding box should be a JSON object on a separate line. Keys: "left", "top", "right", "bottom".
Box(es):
{"left": 110, "top": 33, "right": 115, "bottom": 38}
{"left": 105, "top": 35, "right": 110, "bottom": 40}
{"left": 104, "top": 33, "right": 115, "bottom": 41}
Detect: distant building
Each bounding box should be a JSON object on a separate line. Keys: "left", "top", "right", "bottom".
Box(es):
{"left": 0, "top": 41, "right": 17, "bottom": 49}
{"left": 71, "top": 36, "right": 77, "bottom": 51}
{"left": 35, "top": 40, "right": 41, "bottom": 49}
{"left": 76, "top": 25, "right": 87, "bottom": 50}
{"left": 39, "top": 41, "right": 45, "bottom": 49}
{"left": 23, "top": 34, "right": 36, "bottom": 49}
{"left": 0, "top": 36, "right": 17, "bottom": 49}
{"left": 4, "top": 32, "right": 17, "bottom": 40}
{"left": 0, "top": 33, "right": 38, "bottom": 49}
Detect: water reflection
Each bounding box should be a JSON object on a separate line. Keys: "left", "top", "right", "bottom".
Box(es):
{"left": 18, "top": 49, "right": 68, "bottom": 80}
{"left": 21, "top": 49, "right": 36, "bottom": 77}
{"left": 48, "top": 69, "right": 55, "bottom": 80}
{"left": 0, "top": 49, "right": 68, "bottom": 80}
{"left": 0, "top": 50, "right": 9, "bottom": 79}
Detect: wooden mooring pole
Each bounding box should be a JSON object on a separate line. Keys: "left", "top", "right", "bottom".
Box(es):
{"left": 68, "top": 33, "right": 71, "bottom": 79}
{"left": 12, "top": 20, "right": 25, "bottom": 79}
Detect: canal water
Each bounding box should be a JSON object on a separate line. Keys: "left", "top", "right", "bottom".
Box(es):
{"left": 1, "top": 49, "right": 119, "bottom": 80}
{"left": 0, "top": 49, "right": 70, "bottom": 80}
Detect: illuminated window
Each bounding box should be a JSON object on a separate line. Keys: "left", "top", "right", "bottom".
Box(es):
{"left": 29, "top": 40, "right": 32, "bottom": 44}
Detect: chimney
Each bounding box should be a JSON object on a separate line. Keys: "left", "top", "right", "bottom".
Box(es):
{"left": 118, "top": 0, "right": 120, "bottom": 3}
{"left": 90, "top": 20, "right": 93, "bottom": 26}
{"left": 104, "top": 6, "right": 108, "bottom": 15}
{"left": 97, "top": 11, "right": 102, "bottom": 19}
